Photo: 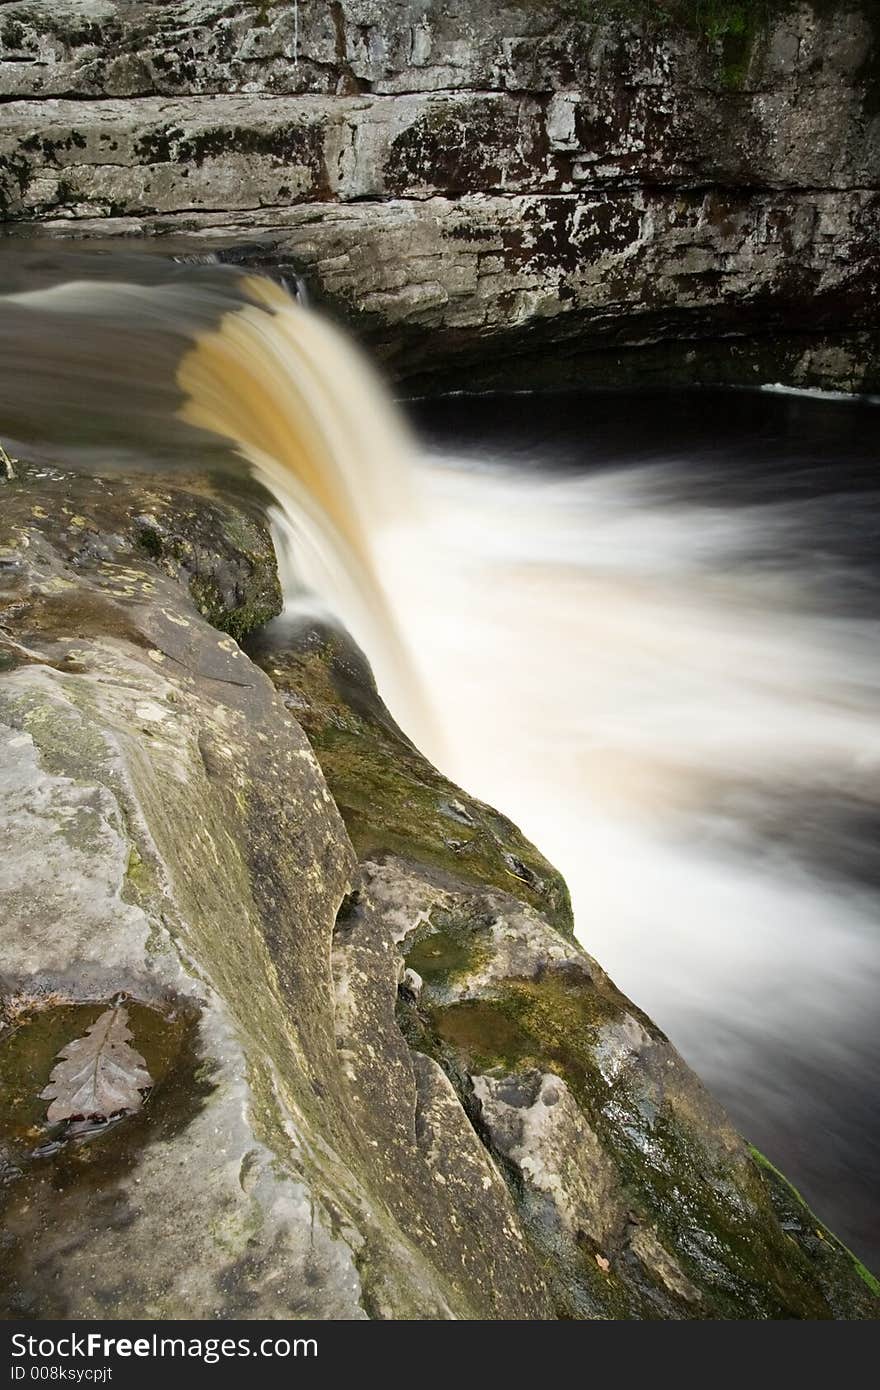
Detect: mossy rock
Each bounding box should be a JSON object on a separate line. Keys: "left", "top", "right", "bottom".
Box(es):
{"left": 392, "top": 907, "right": 879, "bottom": 1319}
{"left": 0, "top": 462, "right": 281, "bottom": 654}
{"left": 248, "top": 620, "right": 573, "bottom": 934}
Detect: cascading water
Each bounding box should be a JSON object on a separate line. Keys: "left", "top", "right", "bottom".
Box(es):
{"left": 0, "top": 255, "right": 428, "bottom": 741}
{"left": 1, "top": 255, "right": 877, "bottom": 1269}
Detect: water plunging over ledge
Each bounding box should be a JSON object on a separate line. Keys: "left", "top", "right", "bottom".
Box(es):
{"left": 1, "top": 255, "right": 877, "bottom": 1271}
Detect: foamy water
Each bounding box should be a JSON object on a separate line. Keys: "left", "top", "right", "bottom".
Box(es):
{"left": 381, "top": 450, "right": 880, "bottom": 1020}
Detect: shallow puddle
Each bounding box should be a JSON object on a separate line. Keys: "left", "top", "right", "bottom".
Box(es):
{"left": 1, "top": 1000, "right": 186, "bottom": 1162}
{"left": 0, "top": 996, "right": 212, "bottom": 1316}
{"left": 429, "top": 999, "right": 534, "bottom": 1072}
{"left": 406, "top": 929, "right": 481, "bottom": 984}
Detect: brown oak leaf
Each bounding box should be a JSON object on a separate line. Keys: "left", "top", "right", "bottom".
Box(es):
{"left": 41, "top": 1004, "right": 152, "bottom": 1123}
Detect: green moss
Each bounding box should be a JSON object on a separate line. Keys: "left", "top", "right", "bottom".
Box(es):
{"left": 130, "top": 497, "right": 283, "bottom": 643}
{"left": 135, "top": 522, "right": 163, "bottom": 559}
{"left": 569, "top": 0, "right": 766, "bottom": 86}
{"left": 406, "top": 924, "right": 493, "bottom": 986}
{"left": 134, "top": 121, "right": 324, "bottom": 173}
{"left": 399, "top": 959, "right": 879, "bottom": 1318}
{"left": 320, "top": 719, "right": 570, "bottom": 924}
{"left": 428, "top": 998, "right": 535, "bottom": 1070}
{"left": 565, "top": 0, "right": 878, "bottom": 91}
{"left": 125, "top": 845, "right": 150, "bottom": 892}
{"left": 187, "top": 572, "right": 277, "bottom": 643}
{"left": 250, "top": 0, "right": 279, "bottom": 30}
{"left": 122, "top": 843, "right": 167, "bottom": 961}
{"left": 750, "top": 1146, "right": 880, "bottom": 1296}
{"left": 250, "top": 635, "right": 573, "bottom": 934}
{"left": 425, "top": 974, "right": 645, "bottom": 1111}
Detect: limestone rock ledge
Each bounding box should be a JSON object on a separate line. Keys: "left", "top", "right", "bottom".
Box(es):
{"left": 0, "top": 464, "right": 877, "bottom": 1319}
{"left": 1, "top": 1, "right": 878, "bottom": 392}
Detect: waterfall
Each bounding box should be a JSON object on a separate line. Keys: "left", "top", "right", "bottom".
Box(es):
{"left": 0, "top": 261, "right": 428, "bottom": 742}
{"left": 175, "top": 273, "right": 426, "bottom": 735}
{"left": 2, "top": 256, "right": 878, "bottom": 1260}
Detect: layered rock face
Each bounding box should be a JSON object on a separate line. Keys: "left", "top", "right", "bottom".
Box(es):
{"left": 1, "top": 463, "right": 877, "bottom": 1318}
{"left": 1, "top": 1, "right": 878, "bottom": 390}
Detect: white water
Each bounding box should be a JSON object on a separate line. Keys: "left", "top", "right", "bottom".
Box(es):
{"left": 377, "top": 458, "right": 880, "bottom": 1021}
{"left": 173, "top": 278, "right": 880, "bottom": 1256}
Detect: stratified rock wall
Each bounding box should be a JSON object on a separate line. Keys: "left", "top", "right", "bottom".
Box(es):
{"left": 1, "top": 2, "right": 878, "bottom": 389}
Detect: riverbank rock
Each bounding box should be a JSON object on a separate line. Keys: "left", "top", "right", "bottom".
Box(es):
{"left": 1, "top": 2, "right": 878, "bottom": 392}
{"left": 0, "top": 463, "right": 876, "bottom": 1318}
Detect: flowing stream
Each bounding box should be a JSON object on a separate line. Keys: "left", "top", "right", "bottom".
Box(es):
{"left": 1, "top": 253, "right": 877, "bottom": 1269}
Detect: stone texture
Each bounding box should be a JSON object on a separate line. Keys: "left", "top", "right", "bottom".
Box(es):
{"left": 1, "top": 1, "right": 878, "bottom": 390}
{"left": 0, "top": 471, "right": 367, "bottom": 1317}
{"left": 0, "top": 467, "right": 547, "bottom": 1318}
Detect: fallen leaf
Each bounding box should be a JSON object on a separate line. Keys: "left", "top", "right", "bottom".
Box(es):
{"left": 41, "top": 1004, "right": 152, "bottom": 1123}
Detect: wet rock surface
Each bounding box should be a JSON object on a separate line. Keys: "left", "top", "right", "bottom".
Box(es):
{"left": 1, "top": 2, "right": 878, "bottom": 391}
{"left": 0, "top": 466, "right": 364, "bottom": 1318}
{"left": 0, "top": 464, "right": 877, "bottom": 1318}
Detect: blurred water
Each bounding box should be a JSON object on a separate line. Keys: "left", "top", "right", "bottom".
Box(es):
{"left": 396, "top": 387, "right": 880, "bottom": 1270}
{"left": 0, "top": 246, "right": 876, "bottom": 1270}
